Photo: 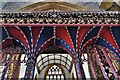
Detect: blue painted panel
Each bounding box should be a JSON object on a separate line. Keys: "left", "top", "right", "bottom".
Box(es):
{"left": 82, "top": 27, "right": 100, "bottom": 46}
{"left": 55, "top": 38, "right": 75, "bottom": 57}
{"left": 111, "top": 27, "right": 120, "bottom": 49}
{"left": 19, "top": 27, "right": 32, "bottom": 50}
{"left": 2, "top": 27, "right": 8, "bottom": 40}
{"left": 67, "top": 27, "right": 78, "bottom": 50}
{"left": 12, "top": 39, "right": 25, "bottom": 49}
{"left": 96, "top": 37, "right": 120, "bottom": 58}
{"left": 36, "top": 27, "right": 53, "bottom": 51}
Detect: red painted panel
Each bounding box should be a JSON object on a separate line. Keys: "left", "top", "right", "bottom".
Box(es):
{"left": 7, "top": 27, "right": 29, "bottom": 49}
{"left": 38, "top": 38, "right": 54, "bottom": 52}
{"left": 100, "top": 27, "right": 119, "bottom": 52}
{"left": 81, "top": 37, "right": 96, "bottom": 50}
{"left": 56, "top": 27, "right": 74, "bottom": 51}
{"left": 77, "top": 27, "right": 91, "bottom": 48}
{"left": 31, "top": 27, "right": 42, "bottom": 48}
{"left": 1, "top": 39, "right": 12, "bottom": 48}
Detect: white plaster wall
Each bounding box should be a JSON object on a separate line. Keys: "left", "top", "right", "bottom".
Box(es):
{"left": 34, "top": 66, "right": 39, "bottom": 78}
{"left": 19, "top": 63, "right": 26, "bottom": 78}
{"left": 38, "top": 66, "right": 46, "bottom": 78}
{"left": 70, "top": 64, "right": 77, "bottom": 80}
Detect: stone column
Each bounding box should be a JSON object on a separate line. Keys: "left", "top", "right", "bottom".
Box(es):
{"left": 75, "top": 56, "right": 86, "bottom": 80}
{"left": 24, "top": 53, "right": 37, "bottom": 79}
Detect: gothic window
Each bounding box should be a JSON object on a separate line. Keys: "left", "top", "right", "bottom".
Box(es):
{"left": 45, "top": 65, "right": 65, "bottom": 80}
{"left": 37, "top": 53, "right": 72, "bottom": 73}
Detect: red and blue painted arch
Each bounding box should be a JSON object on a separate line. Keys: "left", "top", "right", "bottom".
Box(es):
{"left": 1, "top": 24, "right": 120, "bottom": 59}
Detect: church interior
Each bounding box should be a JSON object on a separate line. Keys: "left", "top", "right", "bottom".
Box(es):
{"left": 0, "top": 0, "right": 120, "bottom": 80}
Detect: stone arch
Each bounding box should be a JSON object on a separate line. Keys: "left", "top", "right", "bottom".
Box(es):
{"left": 19, "top": 2, "right": 85, "bottom": 11}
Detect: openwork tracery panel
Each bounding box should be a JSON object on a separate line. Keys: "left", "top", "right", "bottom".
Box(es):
{"left": 45, "top": 65, "right": 65, "bottom": 80}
